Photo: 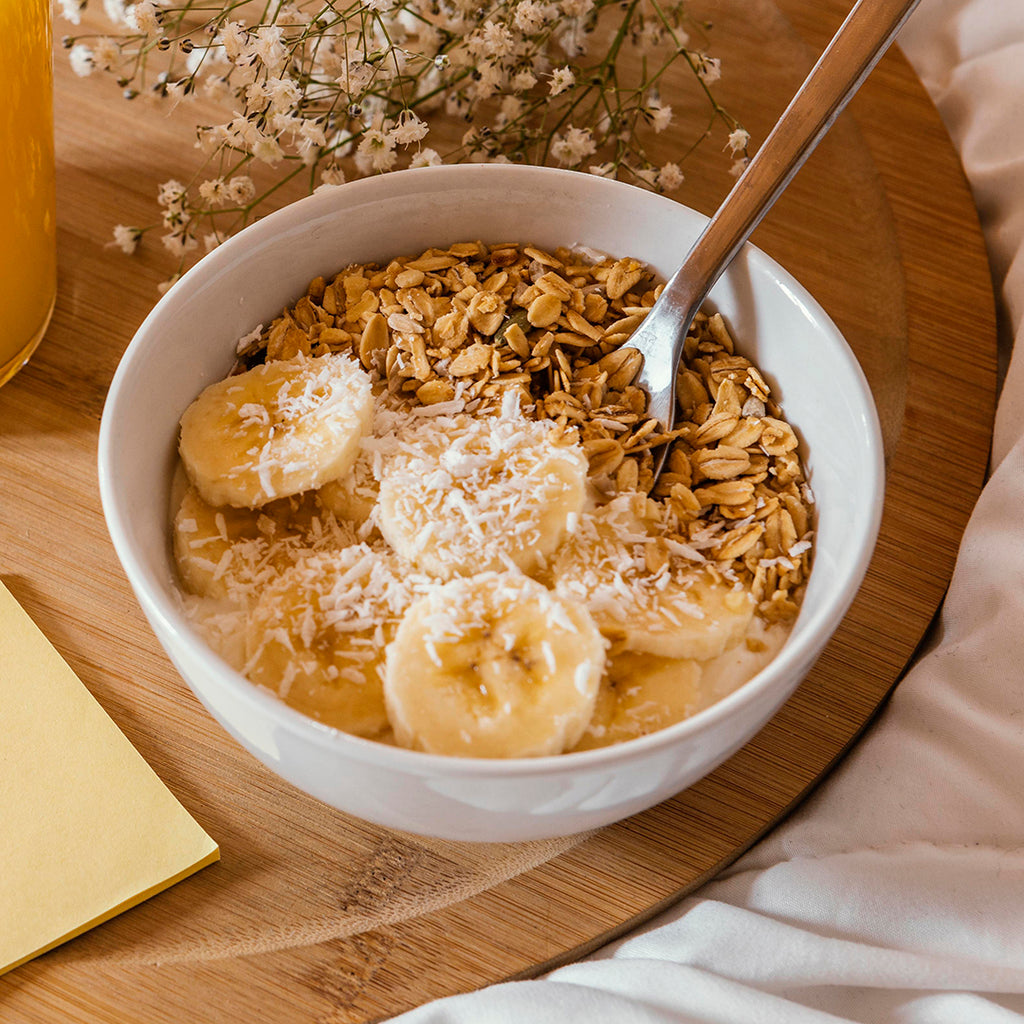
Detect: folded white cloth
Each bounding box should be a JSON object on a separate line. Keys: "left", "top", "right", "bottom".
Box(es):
{"left": 392, "top": 2, "right": 1024, "bottom": 1019}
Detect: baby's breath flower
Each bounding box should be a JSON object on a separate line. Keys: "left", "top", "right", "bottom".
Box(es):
{"left": 165, "top": 79, "right": 191, "bottom": 105}
{"left": 111, "top": 224, "right": 142, "bottom": 254}
{"left": 338, "top": 59, "right": 375, "bottom": 96}
{"left": 727, "top": 128, "right": 750, "bottom": 154}
{"left": 730, "top": 156, "right": 749, "bottom": 178}
{"left": 161, "top": 231, "right": 198, "bottom": 257}
{"left": 196, "top": 122, "right": 227, "bottom": 155}
{"left": 551, "top": 125, "right": 596, "bottom": 166}
{"left": 157, "top": 179, "right": 186, "bottom": 206}
{"left": 252, "top": 25, "right": 287, "bottom": 74}
{"left": 497, "top": 95, "right": 525, "bottom": 128}
{"left": 295, "top": 125, "right": 325, "bottom": 164}
{"left": 391, "top": 112, "right": 429, "bottom": 145}
{"left": 647, "top": 99, "right": 673, "bottom": 133}
{"left": 511, "top": 68, "right": 538, "bottom": 92}
{"left": 69, "top": 44, "right": 95, "bottom": 77}
{"left": 244, "top": 79, "right": 269, "bottom": 107}
{"left": 656, "top": 162, "right": 684, "bottom": 192}
{"left": 225, "top": 175, "right": 256, "bottom": 204}
{"left": 557, "top": 21, "right": 587, "bottom": 58}
{"left": 632, "top": 165, "right": 658, "bottom": 188}
{"left": 62, "top": 0, "right": 746, "bottom": 280}
{"left": 256, "top": 139, "right": 284, "bottom": 165}
{"left": 59, "top": 0, "right": 85, "bottom": 27}
{"left": 548, "top": 66, "right": 575, "bottom": 96}
{"left": 444, "top": 91, "right": 471, "bottom": 119}
{"left": 695, "top": 54, "right": 722, "bottom": 85}
{"left": 636, "top": 21, "right": 666, "bottom": 50}
{"left": 513, "top": 1, "right": 552, "bottom": 35}
{"left": 266, "top": 76, "right": 301, "bottom": 113}
{"left": 319, "top": 164, "right": 346, "bottom": 186}
{"left": 409, "top": 147, "right": 442, "bottom": 168}
{"left": 218, "top": 22, "right": 248, "bottom": 62}
{"left": 267, "top": 111, "right": 299, "bottom": 138}
{"left": 299, "top": 120, "right": 325, "bottom": 145}
{"left": 126, "top": 1, "right": 162, "bottom": 36}
{"left": 162, "top": 205, "right": 188, "bottom": 230}
{"left": 356, "top": 126, "right": 398, "bottom": 174}
{"left": 471, "top": 62, "right": 504, "bottom": 101}
{"left": 102, "top": 0, "right": 128, "bottom": 24}
{"left": 198, "top": 178, "right": 228, "bottom": 205}
{"left": 91, "top": 37, "right": 120, "bottom": 71}
{"left": 478, "top": 21, "right": 516, "bottom": 59}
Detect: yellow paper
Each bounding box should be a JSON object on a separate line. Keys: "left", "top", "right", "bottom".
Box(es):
{"left": 0, "top": 580, "right": 219, "bottom": 975}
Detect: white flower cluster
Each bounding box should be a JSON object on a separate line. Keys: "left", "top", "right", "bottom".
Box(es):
{"left": 61, "top": 0, "right": 747, "bottom": 277}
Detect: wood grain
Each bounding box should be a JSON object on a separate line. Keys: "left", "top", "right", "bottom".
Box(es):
{"left": 0, "top": 0, "right": 996, "bottom": 1021}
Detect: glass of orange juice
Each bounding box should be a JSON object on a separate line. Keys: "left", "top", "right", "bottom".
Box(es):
{"left": 0, "top": 0, "right": 56, "bottom": 388}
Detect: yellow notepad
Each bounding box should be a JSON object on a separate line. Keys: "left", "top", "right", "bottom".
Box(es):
{"left": 0, "top": 579, "right": 219, "bottom": 975}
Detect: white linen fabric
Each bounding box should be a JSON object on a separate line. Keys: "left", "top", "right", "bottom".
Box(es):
{"left": 391, "top": 2, "right": 1024, "bottom": 1020}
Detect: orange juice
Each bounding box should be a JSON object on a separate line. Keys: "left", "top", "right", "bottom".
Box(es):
{"left": 0, "top": 0, "right": 56, "bottom": 388}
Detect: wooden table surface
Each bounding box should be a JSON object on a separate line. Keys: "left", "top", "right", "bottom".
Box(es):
{"left": 0, "top": 1, "right": 997, "bottom": 1021}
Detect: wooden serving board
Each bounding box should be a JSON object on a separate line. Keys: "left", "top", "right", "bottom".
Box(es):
{"left": 0, "top": 0, "right": 996, "bottom": 1021}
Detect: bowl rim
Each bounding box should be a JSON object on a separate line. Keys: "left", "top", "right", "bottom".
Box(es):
{"left": 98, "top": 162, "right": 885, "bottom": 780}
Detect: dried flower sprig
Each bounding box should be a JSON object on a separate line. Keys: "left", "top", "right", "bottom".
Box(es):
{"left": 60, "top": 0, "right": 749, "bottom": 284}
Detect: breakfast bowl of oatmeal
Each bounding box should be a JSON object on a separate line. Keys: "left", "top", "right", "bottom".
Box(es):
{"left": 97, "top": 164, "right": 883, "bottom": 842}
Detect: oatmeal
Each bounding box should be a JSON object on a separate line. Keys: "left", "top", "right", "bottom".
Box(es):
{"left": 171, "top": 241, "right": 813, "bottom": 756}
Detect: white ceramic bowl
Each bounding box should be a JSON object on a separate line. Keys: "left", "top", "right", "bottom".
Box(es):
{"left": 98, "top": 164, "right": 884, "bottom": 842}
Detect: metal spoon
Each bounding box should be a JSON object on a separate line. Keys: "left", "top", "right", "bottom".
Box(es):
{"left": 629, "top": 0, "right": 920, "bottom": 471}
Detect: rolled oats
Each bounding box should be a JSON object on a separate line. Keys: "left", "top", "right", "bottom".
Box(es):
{"left": 449, "top": 342, "right": 493, "bottom": 377}
{"left": 467, "top": 291, "right": 506, "bottom": 335}
{"left": 527, "top": 292, "right": 563, "bottom": 328}
{"left": 236, "top": 243, "right": 812, "bottom": 623}
{"left": 582, "top": 437, "right": 625, "bottom": 478}
{"left": 358, "top": 313, "right": 389, "bottom": 371}
{"left": 714, "top": 521, "right": 765, "bottom": 561}
{"left": 692, "top": 444, "right": 751, "bottom": 481}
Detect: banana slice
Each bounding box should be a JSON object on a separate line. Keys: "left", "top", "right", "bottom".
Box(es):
{"left": 384, "top": 572, "right": 606, "bottom": 758}
{"left": 553, "top": 496, "right": 755, "bottom": 659}
{"left": 172, "top": 485, "right": 358, "bottom": 601}
{"left": 317, "top": 452, "right": 378, "bottom": 527}
{"left": 179, "top": 352, "right": 373, "bottom": 509}
{"left": 243, "top": 546, "right": 430, "bottom": 737}
{"left": 376, "top": 409, "right": 588, "bottom": 580}
{"left": 571, "top": 652, "right": 702, "bottom": 751}
{"left": 316, "top": 391, "right": 423, "bottom": 528}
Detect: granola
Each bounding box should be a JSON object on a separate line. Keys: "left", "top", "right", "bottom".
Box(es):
{"left": 234, "top": 241, "right": 813, "bottom": 623}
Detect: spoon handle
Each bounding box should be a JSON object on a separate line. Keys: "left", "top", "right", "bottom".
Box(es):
{"left": 633, "top": 0, "right": 921, "bottom": 422}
